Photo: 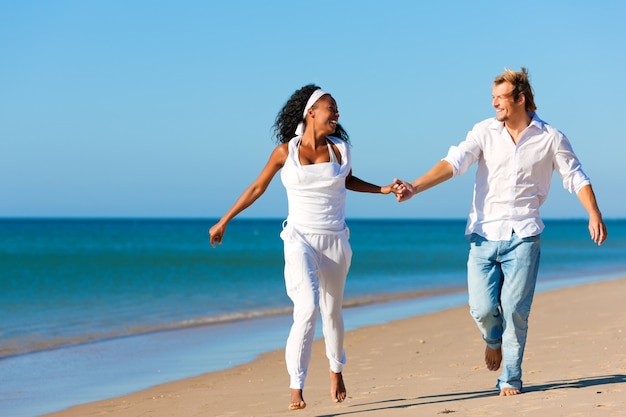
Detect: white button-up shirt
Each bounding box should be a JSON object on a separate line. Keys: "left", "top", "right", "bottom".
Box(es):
{"left": 443, "top": 113, "right": 591, "bottom": 241}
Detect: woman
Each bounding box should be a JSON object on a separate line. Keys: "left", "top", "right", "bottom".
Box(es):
{"left": 209, "top": 84, "right": 398, "bottom": 410}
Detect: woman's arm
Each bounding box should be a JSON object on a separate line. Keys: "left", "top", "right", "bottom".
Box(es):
{"left": 345, "top": 170, "right": 400, "bottom": 195}
{"left": 209, "top": 144, "right": 288, "bottom": 247}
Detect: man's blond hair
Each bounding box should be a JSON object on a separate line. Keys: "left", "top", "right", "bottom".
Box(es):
{"left": 494, "top": 67, "right": 537, "bottom": 113}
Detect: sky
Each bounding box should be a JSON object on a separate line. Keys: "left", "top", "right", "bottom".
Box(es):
{"left": 1, "top": 0, "right": 625, "bottom": 220}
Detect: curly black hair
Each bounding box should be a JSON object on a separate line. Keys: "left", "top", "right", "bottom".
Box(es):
{"left": 272, "top": 84, "right": 349, "bottom": 144}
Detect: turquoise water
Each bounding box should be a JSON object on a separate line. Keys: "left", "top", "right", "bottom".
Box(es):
{"left": 1, "top": 218, "right": 625, "bottom": 416}
{"left": 2, "top": 219, "right": 625, "bottom": 358}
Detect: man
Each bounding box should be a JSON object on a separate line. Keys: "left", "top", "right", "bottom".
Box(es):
{"left": 395, "top": 68, "right": 607, "bottom": 396}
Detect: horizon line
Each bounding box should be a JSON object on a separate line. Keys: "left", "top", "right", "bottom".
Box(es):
{"left": 1, "top": 216, "right": 623, "bottom": 221}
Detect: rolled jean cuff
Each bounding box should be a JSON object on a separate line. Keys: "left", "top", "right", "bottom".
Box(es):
{"left": 486, "top": 341, "right": 502, "bottom": 350}
{"left": 497, "top": 380, "right": 522, "bottom": 391}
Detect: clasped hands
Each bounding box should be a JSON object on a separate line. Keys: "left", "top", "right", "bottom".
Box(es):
{"left": 391, "top": 178, "right": 415, "bottom": 202}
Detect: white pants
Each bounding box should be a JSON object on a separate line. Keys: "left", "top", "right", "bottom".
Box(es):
{"left": 280, "top": 224, "right": 352, "bottom": 389}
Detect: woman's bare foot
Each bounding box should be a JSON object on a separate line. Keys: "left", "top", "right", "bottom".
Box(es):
{"left": 485, "top": 346, "right": 502, "bottom": 371}
{"left": 330, "top": 370, "right": 347, "bottom": 403}
{"left": 288, "top": 389, "right": 306, "bottom": 410}
{"left": 500, "top": 387, "right": 521, "bottom": 396}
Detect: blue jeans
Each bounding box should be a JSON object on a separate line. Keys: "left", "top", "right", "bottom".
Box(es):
{"left": 467, "top": 233, "right": 541, "bottom": 391}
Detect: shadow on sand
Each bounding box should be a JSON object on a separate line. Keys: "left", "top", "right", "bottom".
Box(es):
{"left": 316, "top": 374, "right": 626, "bottom": 417}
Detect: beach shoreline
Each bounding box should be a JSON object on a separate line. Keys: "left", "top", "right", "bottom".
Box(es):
{"left": 39, "top": 276, "right": 626, "bottom": 417}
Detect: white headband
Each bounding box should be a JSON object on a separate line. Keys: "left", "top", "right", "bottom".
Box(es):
{"left": 295, "top": 89, "right": 329, "bottom": 135}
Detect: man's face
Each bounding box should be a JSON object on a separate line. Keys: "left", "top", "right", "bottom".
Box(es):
{"left": 492, "top": 82, "right": 524, "bottom": 122}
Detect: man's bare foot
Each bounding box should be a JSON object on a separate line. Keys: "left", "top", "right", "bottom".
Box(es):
{"left": 288, "top": 389, "right": 306, "bottom": 410}
{"left": 485, "top": 346, "right": 502, "bottom": 371}
{"left": 500, "top": 387, "right": 521, "bottom": 396}
{"left": 330, "top": 370, "right": 347, "bottom": 403}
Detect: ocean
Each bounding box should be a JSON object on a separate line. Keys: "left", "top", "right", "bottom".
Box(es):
{"left": 1, "top": 218, "right": 625, "bottom": 417}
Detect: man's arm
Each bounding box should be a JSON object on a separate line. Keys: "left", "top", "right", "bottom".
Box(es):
{"left": 394, "top": 160, "right": 454, "bottom": 202}
{"left": 576, "top": 184, "right": 608, "bottom": 245}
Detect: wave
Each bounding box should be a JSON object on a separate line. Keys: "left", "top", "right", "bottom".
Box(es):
{"left": 0, "top": 286, "right": 466, "bottom": 360}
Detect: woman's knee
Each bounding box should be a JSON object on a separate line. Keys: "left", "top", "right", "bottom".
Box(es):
{"left": 293, "top": 300, "right": 318, "bottom": 322}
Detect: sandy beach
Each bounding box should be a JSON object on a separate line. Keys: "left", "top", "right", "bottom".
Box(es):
{"left": 42, "top": 277, "right": 626, "bottom": 417}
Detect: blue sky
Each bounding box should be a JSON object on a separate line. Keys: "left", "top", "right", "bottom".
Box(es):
{"left": 1, "top": 0, "right": 624, "bottom": 219}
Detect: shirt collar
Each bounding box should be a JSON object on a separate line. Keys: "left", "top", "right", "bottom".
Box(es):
{"left": 489, "top": 112, "right": 544, "bottom": 132}
{"left": 529, "top": 112, "right": 544, "bottom": 129}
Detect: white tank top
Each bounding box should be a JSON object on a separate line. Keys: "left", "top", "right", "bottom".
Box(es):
{"left": 280, "top": 136, "right": 351, "bottom": 233}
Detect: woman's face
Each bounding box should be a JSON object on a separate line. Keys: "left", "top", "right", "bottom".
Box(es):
{"left": 310, "top": 95, "right": 339, "bottom": 135}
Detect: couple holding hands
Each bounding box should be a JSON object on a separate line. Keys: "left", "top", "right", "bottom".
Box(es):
{"left": 209, "top": 68, "right": 607, "bottom": 410}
